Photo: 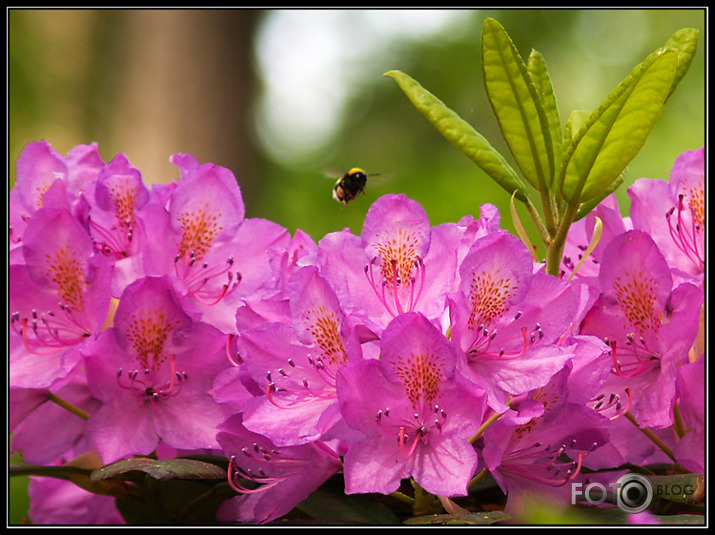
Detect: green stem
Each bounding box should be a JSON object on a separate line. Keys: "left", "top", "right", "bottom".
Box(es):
{"left": 539, "top": 183, "right": 557, "bottom": 237}
{"left": 468, "top": 468, "right": 489, "bottom": 492}
{"left": 550, "top": 193, "right": 562, "bottom": 227}
{"left": 624, "top": 412, "right": 678, "bottom": 464}
{"left": 48, "top": 392, "right": 90, "bottom": 421}
{"left": 544, "top": 200, "right": 578, "bottom": 276}
{"left": 673, "top": 402, "right": 687, "bottom": 439}
{"left": 389, "top": 491, "right": 415, "bottom": 505}
{"left": 469, "top": 410, "right": 504, "bottom": 444}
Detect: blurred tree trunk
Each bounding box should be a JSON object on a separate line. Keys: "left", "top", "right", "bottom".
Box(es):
{"left": 101, "top": 10, "right": 262, "bottom": 202}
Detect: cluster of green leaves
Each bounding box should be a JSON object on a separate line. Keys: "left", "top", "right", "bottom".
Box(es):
{"left": 386, "top": 18, "right": 698, "bottom": 275}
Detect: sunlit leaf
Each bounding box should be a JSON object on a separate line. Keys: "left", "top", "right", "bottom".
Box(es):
{"left": 564, "top": 110, "right": 591, "bottom": 145}
{"left": 560, "top": 49, "right": 677, "bottom": 203}
{"left": 573, "top": 171, "right": 624, "bottom": 221}
{"left": 481, "top": 18, "right": 554, "bottom": 191}
{"left": 385, "top": 69, "right": 528, "bottom": 202}
{"left": 660, "top": 27, "right": 700, "bottom": 99}
{"left": 527, "top": 49, "right": 563, "bottom": 186}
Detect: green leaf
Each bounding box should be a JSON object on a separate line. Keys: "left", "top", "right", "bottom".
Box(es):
{"left": 90, "top": 457, "right": 227, "bottom": 483}
{"left": 404, "top": 511, "right": 511, "bottom": 525}
{"left": 384, "top": 69, "right": 528, "bottom": 202}
{"left": 527, "top": 49, "right": 563, "bottom": 185}
{"left": 661, "top": 28, "right": 700, "bottom": 100}
{"left": 565, "top": 27, "right": 698, "bottom": 209}
{"left": 560, "top": 48, "right": 677, "bottom": 203}
{"left": 564, "top": 110, "right": 591, "bottom": 145}
{"left": 481, "top": 18, "right": 554, "bottom": 191}
{"left": 10, "top": 462, "right": 92, "bottom": 480}
{"left": 573, "top": 171, "right": 625, "bottom": 221}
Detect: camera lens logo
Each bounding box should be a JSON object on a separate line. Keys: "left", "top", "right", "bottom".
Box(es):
{"left": 615, "top": 473, "right": 653, "bottom": 514}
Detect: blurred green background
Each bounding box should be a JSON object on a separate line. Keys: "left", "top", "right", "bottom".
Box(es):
{"left": 7, "top": 8, "right": 705, "bottom": 524}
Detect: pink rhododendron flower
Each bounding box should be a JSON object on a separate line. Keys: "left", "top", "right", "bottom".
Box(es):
{"left": 450, "top": 231, "right": 579, "bottom": 412}
{"left": 580, "top": 231, "right": 703, "bottom": 428}
{"left": 78, "top": 153, "right": 149, "bottom": 261}
{"left": 10, "top": 141, "right": 105, "bottom": 258}
{"left": 337, "top": 312, "right": 486, "bottom": 497}
{"left": 482, "top": 365, "right": 609, "bottom": 515}
{"left": 82, "top": 276, "right": 231, "bottom": 462}
{"left": 216, "top": 414, "right": 341, "bottom": 525}
{"left": 560, "top": 194, "right": 631, "bottom": 284}
{"left": 628, "top": 147, "right": 705, "bottom": 285}
{"left": 141, "top": 154, "right": 290, "bottom": 333}
{"left": 318, "top": 194, "right": 464, "bottom": 334}
{"left": 10, "top": 207, "right": 113, "bottom": 389}
{"left": 218, "top": 266, "right": 363, "bottom": 447}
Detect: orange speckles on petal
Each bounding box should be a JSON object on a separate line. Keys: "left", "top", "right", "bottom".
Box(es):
{"left": 468, "top": 269, "right": 515, "bottom": 328}
{"left": 394, "top": 351, "right": 444, "bottom": 408}
{"left": 33, "top": 182, "right": 53, "bottom": 208}
{"left": 107, "top": 175, "right": 139, "bottom": 229}
{"left": 305, "top": 305, "right": 348, "bottom": 366}
{"left": 44, "top": 245, "right": 87, "bottom": 310}
{"left": 613, "top": 269, "right": 661, "bottom": 335}
{"left": 125, "top": 308, "right": 180, "bottom": 369}
{"left": 376, "top": 228, "right": 420, "bottom": 290}
{"left": 513, "top": 385, "right": 562, "bottom": 439}
{"left": 176, "top": 199, "right": 224, "bottom": 261}
{"left": 685, "top": 183, "right": 705, "bottom": 229}
{"left": 530, "top": 384, "right": 561, "bottom": 413}
{"left": 514, "top": 420, "right": 536, "bottom": 441}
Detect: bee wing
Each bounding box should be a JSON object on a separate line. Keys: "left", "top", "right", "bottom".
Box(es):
{"left": 321, "top": 168, "right": 346, "bottom": 181}
{"left": 363, "top": 172, "right": 392, "bottom": 186}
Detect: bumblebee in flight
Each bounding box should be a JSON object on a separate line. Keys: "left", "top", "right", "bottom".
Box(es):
{"left": 332, "top": 168, "right": 368, "bottom": 206}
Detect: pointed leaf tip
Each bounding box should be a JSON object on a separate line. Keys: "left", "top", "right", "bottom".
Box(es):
{"left": 481, "top": 16, "right": 554, "bottom": 191}
{"left": 386, "top": 69, "right": 528, "bottom": 202}
{"left": 560, "top": 49, "right": 678, "bottom": 203}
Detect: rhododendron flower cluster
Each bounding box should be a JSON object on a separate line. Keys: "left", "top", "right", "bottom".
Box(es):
{"left": 10, "top": 141, "right": 704, "bottom": 524}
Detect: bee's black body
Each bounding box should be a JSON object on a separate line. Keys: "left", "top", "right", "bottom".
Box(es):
{"left": 333, "top": 168, "right": 368, "bottom": 206}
